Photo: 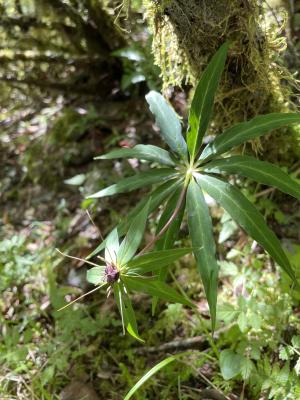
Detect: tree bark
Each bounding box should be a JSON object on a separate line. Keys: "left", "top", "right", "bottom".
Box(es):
{"left": 144, "top": 0, "right": 299, "bottom": 160}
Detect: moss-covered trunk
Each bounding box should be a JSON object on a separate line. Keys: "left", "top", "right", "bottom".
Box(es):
{"left": 144, "top": 0, "right": 299, "bottom": 161}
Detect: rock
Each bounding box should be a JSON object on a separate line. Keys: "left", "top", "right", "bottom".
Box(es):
{"left": 60, "top": 381, "right": 100, "bottom": 400}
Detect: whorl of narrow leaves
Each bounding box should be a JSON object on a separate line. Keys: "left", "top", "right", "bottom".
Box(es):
{"left": 87, "top": 41, "right": 300, "bottom": 335}
{"left": 84, "top": 200, "right": 194, "bottom": 341}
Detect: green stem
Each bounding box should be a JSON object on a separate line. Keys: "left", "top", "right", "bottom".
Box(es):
{"left": 137, "top": 185, "right": 187, "bottom": 256}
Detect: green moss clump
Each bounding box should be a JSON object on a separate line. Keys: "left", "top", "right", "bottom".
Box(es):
{"left": 144, "top": 0, "right": 300, "bottom": 161}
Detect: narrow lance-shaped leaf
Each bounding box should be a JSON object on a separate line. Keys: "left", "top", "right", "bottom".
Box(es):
{"left": 117, "top": 199, "right": 150, "bottom": 266}
{"left": 145, "top": 91, "right": 188, "bottom": 159}
{"left": 203, "top": 155, "right": 300, "bottom": 200}
{"left": 113, "top": 283, "right": 143, "bottom": 342}
{"left": 187, "top": 42, "right": 229, "bottom": 160}
{"left": 197, "top": 174, "right": 298, "bottom": 284}
{"left": 87, "top": 168, "right": 177, "bottom": 199}
{"left": 121, "top": 284, "right": 144, "bottom": 342}
{"left": 152, "top": 186, "right": 186, "bottom": 314}
{"left": 105, "top": 228, "right": 119, "bottom": 264}
{"left": 200, "top": 113, "right": 300, "bottom": 162}
{"left": 187, "top": 179, "right": 219, "bottom": 330}
{"left": 95, "top": 144, "right": 176, "bottom": 167}
{"left": 126, "top": 248, "right": 192, "bottom": 275}
{"left": 86, "top": 266, "right": 106, "bottom": 285}
{"left": 124, "top": 352, "right": 191, "bottom": 400}
{"left": 86, "top": 179, "right": 183, "bottom": 259}
{"left": 122, "top": 276, "right": 194, "bottom": 307}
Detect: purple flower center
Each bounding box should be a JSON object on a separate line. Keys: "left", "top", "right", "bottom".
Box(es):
{"left": 105, "top": 264, "right": 119, "bottom": 283}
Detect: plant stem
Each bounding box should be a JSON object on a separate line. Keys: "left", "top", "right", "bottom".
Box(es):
{"left": 138, "top": 185, "right": 187, "bottom": 256}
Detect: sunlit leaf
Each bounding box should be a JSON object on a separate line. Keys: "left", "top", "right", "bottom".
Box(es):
{"left": 187, "top": 42, "right": 228, "bottom": 160}
{"left": 64, "top": 174, "right": 86, "bottom": 186}
{"left": 146, "top": 91, "right": 187, "bottom": 159}
{"left": 95, "top": 144, "right": 176, "bottom": 167}
{"left": 105, "top": 228, "right": 119, "bottom": 264}
{"left": 86, "top": 266, "right": 106, "bottom": 285}
{"left": 118, "top": 199, "right": 150, "bottom": 265}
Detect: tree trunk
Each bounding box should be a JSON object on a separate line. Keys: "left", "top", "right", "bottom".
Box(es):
{"left": 144, "top": 0, "right": 299, "bottom": 161}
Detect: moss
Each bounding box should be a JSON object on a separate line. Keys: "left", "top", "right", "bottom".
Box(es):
{"left": 144, "top": 0, "right": 300, "bottom": 161}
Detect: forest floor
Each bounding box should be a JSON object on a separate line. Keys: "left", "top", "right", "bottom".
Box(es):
{"left": 1, "top": 89, "right": 300, "bottom": 400}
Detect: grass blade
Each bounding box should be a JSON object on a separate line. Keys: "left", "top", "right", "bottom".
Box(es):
{"left": 124, "top": 352, "right": 191, "bottom": 400}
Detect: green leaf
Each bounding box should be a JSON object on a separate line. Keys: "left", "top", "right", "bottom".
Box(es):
{"left": 126, "top": 248, "right": 192, "bottom": 275}
{"left": 87, "top": 169, "right": 177, "bottom": 199}
{"left": 200, "top": 113, "right": 300, "bottom": 161}
{"left": 197, "top": 174, "right": 298, "bottom": 284}
{"left": 187, "top": 42, "right": 228, "bottom": 160}
{"left": 145, "top": 91, "right": 187, "bottom": 159}
{"left": 124, "top": 352, "right": 190, "bottom": 400}
{"left": 218, "top": 212, "right": 238, "bottom": 243}
{"left": 86, "top": 179, "right": 183, "bottom": 259}
{"left": 122, "top": 276, "right": 193, "bottom": 307}
{"left": 217, "top": 303, "right": 239, "bottom": 323}
{"left": 240, "top": 357, "right": 254, "bottom": 380}
{"left": 118, "top": 199, "right": 150, "bottom": 265}
{"left": 105, "top": 228, "right": 119, "bottom": 264}
{"left": 86, "top": 266, "right": 106, "bottom": 285}
{"left": 237, "top": 311, "right": 248, "bottom": 332}
{"left": 64, "top": 173, "right": 86, "bottom": 186}
{"left": 220, "top": 349, "right": 243, "bottom": 380}
{"left": 203, "top": 155, "right": 300, "bottom": 200}
{"left": 113, "top": 283, "right": 143, "bottom": 341}
{"left": 152, "top": 186, "right": 186, "bottom": 314}
{"left": 121, "top": 284, "right": 144, "bottom": 342}
{"left": 186, "top": 178, "right": 219, "bottom": 330}
{"left": 95, "top": 144, "right": 176, "bottom": 167}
